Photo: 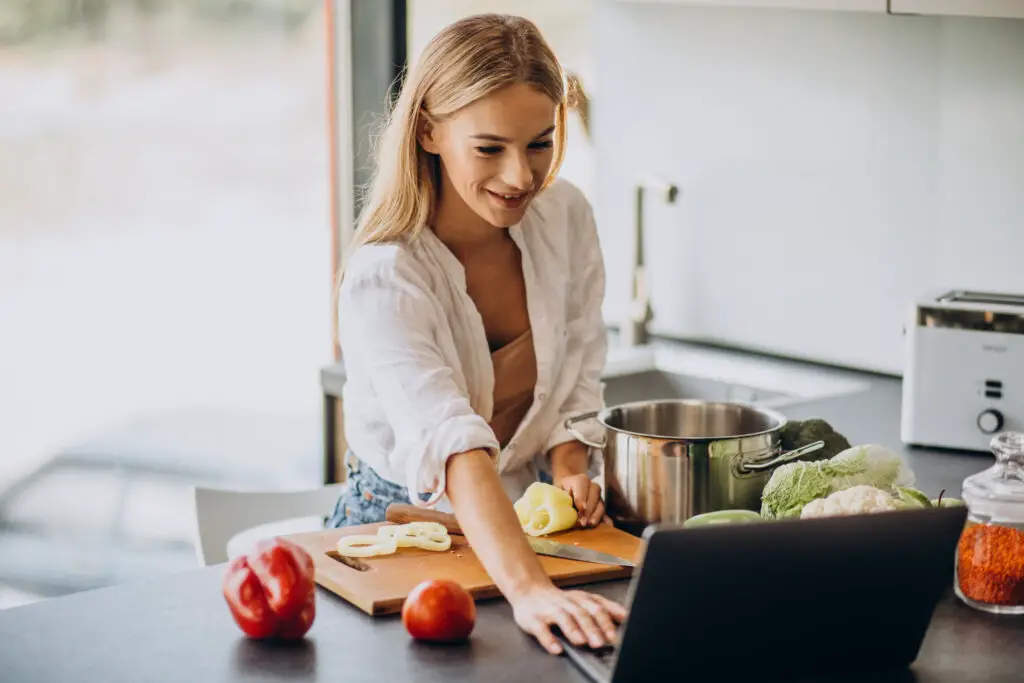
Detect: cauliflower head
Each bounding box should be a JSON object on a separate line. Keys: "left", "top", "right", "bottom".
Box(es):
{"left": 800, "top": 485, "right": 898, "bottom": 519}
{"left": 821, "top": 444, "right": 915, "bottom": 491}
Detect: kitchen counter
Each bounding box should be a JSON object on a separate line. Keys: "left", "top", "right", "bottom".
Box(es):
{"left": 3, "top": 351, "right": 1022, "bottom": 682}
{"left": 0, "top": 559, "right": 1022, "bottom": 683}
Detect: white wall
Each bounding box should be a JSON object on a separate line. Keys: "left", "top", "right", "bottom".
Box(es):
{"left": 592, "top": 3, "right": 1024, "bottom": 375}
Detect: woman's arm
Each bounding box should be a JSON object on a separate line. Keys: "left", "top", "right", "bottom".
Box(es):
{"left": 445, "top": 450, "right": 549, "bottom": 596}
{"left": 549, "top": 440, "right": 589, "bottom": 482}
{"left": 445, "top": 449, "right": 624, "bottom": 654}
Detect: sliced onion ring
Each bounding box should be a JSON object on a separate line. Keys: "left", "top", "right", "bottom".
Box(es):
{"left": 336, "top": 534, "right": 398, "bottom": 558}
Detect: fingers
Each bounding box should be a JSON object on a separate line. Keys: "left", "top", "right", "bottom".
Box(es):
{"left": 585, "top": 485, "right": 604, "bottom": 526}
{"left": 559, "top": 475, "right": 605, "bottom": 527}
{"left": 527, "top": 619, "right": 564, "bottom": 655}
{"left": 552, "top": 602, "right": 589, "bottom": 648}
{"left": 559, "top": 596, "right": 606, "bottom": 649}
{"left": 575, "top": 594, "right": 620, "bottom": 644}
{"left": 557, "top": 475, "right": 591, "bottom": 523}
{"left": 588, "top": 593, "right": 628, "bottom": 622}
{"left": 567, "top": 478, "right": 591, "bottom": 520}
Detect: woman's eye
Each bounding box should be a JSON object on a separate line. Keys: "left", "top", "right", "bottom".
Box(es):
{"left": 529, "top": 140, "right": 554, "bottom": 150}
{"left": 476, "top": 146, "right": 502, "bottom": 155}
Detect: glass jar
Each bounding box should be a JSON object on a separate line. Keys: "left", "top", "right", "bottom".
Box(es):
{"left": 955, "top": 431, "right": 1024, "bottom": 615}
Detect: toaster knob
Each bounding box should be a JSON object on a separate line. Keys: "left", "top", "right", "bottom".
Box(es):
{"left": 977, "top": 409, "right": 1005, "bottom": 435}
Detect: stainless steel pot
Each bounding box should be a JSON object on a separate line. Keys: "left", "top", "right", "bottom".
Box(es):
{"left": 565, "top": 399, "right": 824, "bottom": 529}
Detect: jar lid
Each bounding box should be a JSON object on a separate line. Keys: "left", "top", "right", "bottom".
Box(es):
{"left": 962, "top": 432, "right": 1024, "bottom": 508}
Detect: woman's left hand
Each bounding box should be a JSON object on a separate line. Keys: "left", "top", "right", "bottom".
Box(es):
{"left": 553, "top": 473, "right": 607, "bottom": 527}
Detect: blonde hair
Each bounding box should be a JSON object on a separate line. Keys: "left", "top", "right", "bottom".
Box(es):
{"left": 332, "top": 14, "right": 570, "bottom": 343}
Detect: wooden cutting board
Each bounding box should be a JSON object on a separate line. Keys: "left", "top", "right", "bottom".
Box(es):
{"left": 284, "top": 523, "right": 644, "bottom": 616}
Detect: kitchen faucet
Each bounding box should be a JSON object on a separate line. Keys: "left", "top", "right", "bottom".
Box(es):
{"left": 620, "top": 177, "right": 679, "bottom": 347}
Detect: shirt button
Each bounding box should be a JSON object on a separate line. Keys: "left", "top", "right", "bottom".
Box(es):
{"left": 537, "top": 393, "right": 546, "bottom": 402}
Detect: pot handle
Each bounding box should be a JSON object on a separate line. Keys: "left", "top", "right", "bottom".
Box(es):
{"left": 739, "top": 440, "right": 826, "bottom": 474}
{"left": 564, "top": 411, "right": 607, "bottom": 449}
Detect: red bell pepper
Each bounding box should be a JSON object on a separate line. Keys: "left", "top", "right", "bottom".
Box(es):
{"left": 222, "top": 537, "right": 317, "bottom": 640}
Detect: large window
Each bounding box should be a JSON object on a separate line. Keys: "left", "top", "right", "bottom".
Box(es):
{"left": 0, "top": 1, "right": 331, "bottom": 608}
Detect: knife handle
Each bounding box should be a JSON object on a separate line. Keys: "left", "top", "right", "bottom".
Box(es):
{"left": 385, "top": 503, "right": 463, "bottom": 535}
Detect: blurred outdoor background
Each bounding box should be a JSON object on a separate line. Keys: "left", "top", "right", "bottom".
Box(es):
{"left": 0, "top": 0, "right": 332, "bottom": 609}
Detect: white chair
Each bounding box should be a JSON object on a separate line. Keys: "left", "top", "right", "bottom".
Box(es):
{"left": 190, "top": 483, "right": 348, "bottom": 566}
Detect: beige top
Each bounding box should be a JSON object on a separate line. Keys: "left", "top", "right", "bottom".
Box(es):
{"left": 488, "top": 329, "right": 538, "bottom": 448}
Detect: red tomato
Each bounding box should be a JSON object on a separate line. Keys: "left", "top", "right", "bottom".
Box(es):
{"left": 402, "top": 579, "right": 476, "bottom": 642}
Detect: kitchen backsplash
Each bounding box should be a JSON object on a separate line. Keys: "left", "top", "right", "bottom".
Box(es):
{"left": 592, "top": 3, "right": 1024, "bottom": 375}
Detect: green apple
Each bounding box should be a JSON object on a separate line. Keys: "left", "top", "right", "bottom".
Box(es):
{"left": 683, "top": 509, "right": 763, "bottom": 528}
{"left": 896, "top": 487, "right": 932, "bottom": 509}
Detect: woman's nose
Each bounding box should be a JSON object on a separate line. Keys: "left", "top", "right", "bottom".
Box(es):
{"left": 500, "top": 151, "right": 533, "bottom": 190}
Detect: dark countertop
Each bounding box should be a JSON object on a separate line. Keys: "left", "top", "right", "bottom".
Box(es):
{"left": 1, "top": 561, "right": 1022, "bottom": 683}
{"left": 2, "top": 355, "right": 1022, "bottom": 682}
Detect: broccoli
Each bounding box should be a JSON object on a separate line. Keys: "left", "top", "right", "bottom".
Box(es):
{"left": 779, "top": 418, "right": 851, "bottom": 463}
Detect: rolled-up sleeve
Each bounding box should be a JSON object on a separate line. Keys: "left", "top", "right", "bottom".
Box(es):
{"left": 338, "top": 255, "right": 500, "bottom": 507}
{"left": 543, "top": 191, "right": 608, "bottom": 454}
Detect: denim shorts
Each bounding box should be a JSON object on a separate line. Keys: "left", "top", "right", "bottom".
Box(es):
{"left": 326, "top": 454, "right": 431, "bottom": 528}
{"left": 325, "top": 451, "right": 556, "bottom": 528}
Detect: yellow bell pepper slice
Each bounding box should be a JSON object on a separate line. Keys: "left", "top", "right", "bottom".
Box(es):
{"left": 336, "top": 534, "right": 398, "bottom": 557}
{"left": 336, "top": 522, "right": 453, "bottom": 557}
{"left": 378, "top": 522, "right": 452, "bottom": 551}
{"left": 513, "top": 482, "right": 578, "bottom": 537}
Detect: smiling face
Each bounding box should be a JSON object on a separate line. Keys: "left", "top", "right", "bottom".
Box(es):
{"left": 419, "top": 82, "right": 558, "bottom": 229}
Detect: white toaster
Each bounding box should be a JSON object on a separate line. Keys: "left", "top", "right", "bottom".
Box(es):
{"left": 901, "top": 289, "right": 1024, "bottom": 453}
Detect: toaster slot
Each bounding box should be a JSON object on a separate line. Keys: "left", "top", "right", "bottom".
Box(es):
{"left": 937, "top": 291, "right": 1024, "bottom": 307}
{"left": 919, "top": 306, "right": 1024, "bottom": 334}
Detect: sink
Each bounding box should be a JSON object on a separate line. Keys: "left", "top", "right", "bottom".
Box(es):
{"left": 599, "top": 341, "right": 870, "bottom": 411}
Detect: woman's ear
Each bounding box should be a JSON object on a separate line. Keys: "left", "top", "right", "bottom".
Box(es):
{"left": 417, "top": 113, "right": 440, "bottom": 155}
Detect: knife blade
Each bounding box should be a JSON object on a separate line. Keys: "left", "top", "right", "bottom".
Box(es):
{"left": 384, "top": 503, "right": 635, "bottom": 568}
{"left": 527, "top": 537, "right": 635, "bottom": 567}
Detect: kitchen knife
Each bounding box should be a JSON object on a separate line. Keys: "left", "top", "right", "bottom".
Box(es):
{"left": 384, "top": 503, "right": 635, "bottom": 568}
{"left": 524, "top": 537, "right": 636, "bottom": 568}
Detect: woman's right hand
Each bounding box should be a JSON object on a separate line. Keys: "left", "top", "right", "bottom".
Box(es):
{"left": 442, "top": 451, "right": 628, "bottom": 655}
{"left": 509, "top": 582, "right": 627, "bottom": 655}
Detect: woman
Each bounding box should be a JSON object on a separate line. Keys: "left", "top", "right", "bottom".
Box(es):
{"left": 329, "top": 14, "right": 623, "bottom": 655}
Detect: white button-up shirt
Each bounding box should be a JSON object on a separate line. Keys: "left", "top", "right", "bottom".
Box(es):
{"left": 337, "top": 178, "right": 607, "bottom": 510}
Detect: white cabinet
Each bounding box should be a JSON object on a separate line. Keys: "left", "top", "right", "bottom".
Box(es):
{"left": 614, "top": 0, "right": 887, "bottom": 12}
{"left": 890, "top": 0, "right": 1024, "bottom": 19}
{"left": 614, "top": 0, "right": 1024, "bottom": 16}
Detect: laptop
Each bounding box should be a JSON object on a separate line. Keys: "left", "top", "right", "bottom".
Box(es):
{"left": 560, "top": 505, "right": 968, "bottom": 683}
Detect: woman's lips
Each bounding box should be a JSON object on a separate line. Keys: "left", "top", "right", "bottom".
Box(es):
{"left": 486, "top": 189, "right": 530, "bottom": 210}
